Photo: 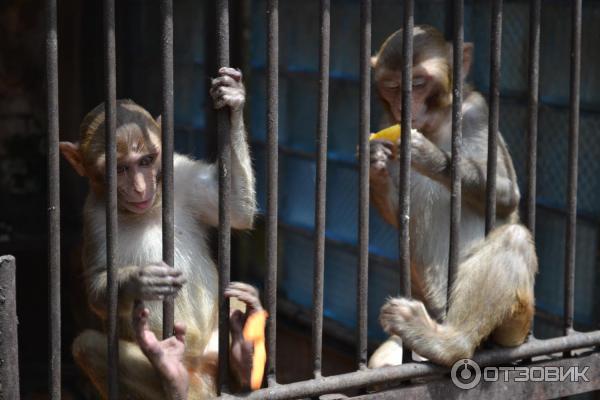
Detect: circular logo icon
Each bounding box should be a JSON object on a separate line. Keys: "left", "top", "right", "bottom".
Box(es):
{"left": 451, "top": 358, "right": 481, "bottom": 390}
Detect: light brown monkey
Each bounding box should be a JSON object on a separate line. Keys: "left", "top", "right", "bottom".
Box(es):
{"left": 132, "top": 283, "right": 261, "bottom": 400}
{"left": 60, "top": 67, "right": 264, "bottom": 398}
{"left": 368, "top": 26, "right": 537, "bottom": 368}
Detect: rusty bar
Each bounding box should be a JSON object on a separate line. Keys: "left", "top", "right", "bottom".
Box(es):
{"left": 350, "top": 351, "right": 600, "bottom": 400}
{"left": 398, "top": 0, "right": 413, "bottom": 299}
{"left": 0, "top": 256, "right": 20, "bottom": 400}
{"left": 485, "top": 0, "right": 503, "bottom": 234}
{"left": 45, "top": 0, "right": 61, "bottom": 396}
{"left": 226, "top": 331, "right": 600, "bottom": 400}
{"left": 447, "top": 0, "right": 464, "bottom": 310}
{"left": 357, "top": 0, "right": 371, "bottom": 370}
{"left": 216, "top": 0, "right": 232, "bottom": 392}
{"left": 160, "top": 0, "right": 175, "bottom": 339}
{"left": 525, "top": 0, "right": 540, "bottom": 237}
{"left": 265, "top": 0, "right": 279, "bottom": 387}
{"left": 526, "top": 0, "right": 541, "bottom": 340}
{"left": 103, "top": 0, "right": 119, "bottom": 397}
{"left": 399, "top": 0, "right": 414, "bottom": 365}
{"left": 312, "top": 0, "right": 330, "bottom": 378}
{"left": 564, "top": 0, "right": 581, "bottom": 337}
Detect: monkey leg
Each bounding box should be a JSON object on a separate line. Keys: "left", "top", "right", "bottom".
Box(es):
{"left": 380, "top": 224, "right": 537, "bottom": 367}
{"left": 73, "top": 329, "right": 218, "bottom": 400}
{"left": 72, "top": 329, "right": 166, "bottom": 400}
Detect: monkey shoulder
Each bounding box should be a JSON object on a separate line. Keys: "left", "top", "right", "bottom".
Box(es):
{"left": 173, "top": 153, "right": 215, "bottom": 194}
{"left": 461, "top": 90, "right": 488, "bottom": 139}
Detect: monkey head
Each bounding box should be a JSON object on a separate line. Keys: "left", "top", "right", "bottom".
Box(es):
{"left": 372, "top": 25, "right": 473, "bottom": 136}
{"left": 60, "top": 99, "right": 163, "bottom": 215}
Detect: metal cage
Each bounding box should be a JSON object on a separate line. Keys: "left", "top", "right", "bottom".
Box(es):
{"left": 0, "top": 0, "right": 598, "bottom": 399}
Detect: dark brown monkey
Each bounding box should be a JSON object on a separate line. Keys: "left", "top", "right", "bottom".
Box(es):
{"left": 60, "top": 67, "right": 264, "bottom": 398}
{"left": 368, "top": 25, "right": 537, "bottom": 367}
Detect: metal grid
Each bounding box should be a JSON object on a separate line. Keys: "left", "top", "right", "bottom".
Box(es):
{"left": 0, "top": 0, "right": 595, "bottom": 399}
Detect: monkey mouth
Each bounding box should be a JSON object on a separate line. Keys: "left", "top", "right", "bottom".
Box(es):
{"left": 128, "top": 198, "right": 153, "bottom": 211}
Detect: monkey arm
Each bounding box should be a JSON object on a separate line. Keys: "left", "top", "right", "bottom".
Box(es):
{"left": 86, "top": 263, "right": 185, "bottom": 320}
{"left": 370, "top": 176, "right": 400, "bottom": 228}
{"left": 86, "top": 265, "right": 141, "bottom": 320}
{"left": 176, "top": 112, "right": 256, "bottom": 231}
{"left": 413, "top": 141, "right": 520, "bottom": 218}
{"left": 229, "top": 109, "right": 257, "bottom": 230}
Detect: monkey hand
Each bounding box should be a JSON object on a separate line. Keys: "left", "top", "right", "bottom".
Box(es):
{"left": 408, "top": 130, "right": 449, "bottom": 178}
{"left": 133, "top": 301, "right": 190, "bottom": 400}
{"left": 210, "top": 67, "right": 245, "bottom": 112}
{"left": 225, "top": 282, "right": 267, "bottom": 391}
{"left": 128, "top": 262, "right": 187, "bottom": 302}
{"left": 369, "top": 138, "right": 394, "bottom": 181}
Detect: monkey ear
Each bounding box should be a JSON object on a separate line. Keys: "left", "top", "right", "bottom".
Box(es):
{"left": 59, "top": 141, "right": 87, "bottom": 177}
{"left": 371, "top": 56, "right": 378, "bottom": 68}
{"left": 462, "top": 43, "right": 474, "bottom": 78}
{"left": 155, "top": 115, "right": 162, "bottom": 129}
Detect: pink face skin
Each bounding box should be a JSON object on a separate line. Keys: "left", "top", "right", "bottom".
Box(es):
{"left": 375, "top": 66, "right": 443, "bottom": 135}
{"left": 116, "top": 149, "right": 160, "bottom": 214}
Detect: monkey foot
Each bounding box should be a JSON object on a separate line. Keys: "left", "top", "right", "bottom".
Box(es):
{"left": 379, "top": 298, "right": 471, "bottom": 366}
{"left": 380, "top": 297, "right": 437, "bottom": 337}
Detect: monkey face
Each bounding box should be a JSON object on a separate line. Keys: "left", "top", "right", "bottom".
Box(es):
{"left": 375, "top": 67, "right": 438, "bottom": 133}
{"left": 116, "top": 147, "right": 161, "bottom": 214}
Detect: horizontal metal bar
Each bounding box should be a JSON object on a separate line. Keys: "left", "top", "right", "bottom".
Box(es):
{"left": 350, "top": 350, "right": 600, "bottom": 400}
{"left": 221, "top": 331, "right": 600, "bottom": 400}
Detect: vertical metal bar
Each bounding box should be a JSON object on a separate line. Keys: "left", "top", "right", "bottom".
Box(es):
{"left": 564, "top": 0, "right": 581, "bottom": 337}
{"left": 216, "top": 0, "right": 232, "bottom": 392}
{"left": 266, "top": 0, "right": 279, "bottom": 387}
{"left": 45, "top": 0, "right": 61, "bottom": 397}
{"left": 0, "top": 256, "right": 20, "bottom": 399}
{"left": 526, "top": 0, "right": 540, "bottom": 238}
{"left": 103, "top": 0, "right": 119, "bottom": 397}
{"left": 525, "top": 0, "right": 541, "bottom": 339}
{"left": 485, "top": 0, "right": 503, "bottom": 234}
{"left": 312, "top": 0, "right": 330, "bottom": 378}
{"left": 399, "top": 0, "right": 414, "bottom": 364}
{"left": 447, "top": 0, "right": 464, "bottom": 307}
{"left": 357, "top": 0, "right": 371, "bottom": 371}
{"left": 160, "top": 0, "right": 175, "bottom": 339}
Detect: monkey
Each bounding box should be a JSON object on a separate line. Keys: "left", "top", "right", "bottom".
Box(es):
{"left": 59, "top": 67, "right": 265, "bottom": 398}
{"left": 132, "top": 282, "right": 262, "bottom": 400}
{"left": 367, "top": 25, "right": 538, "bottom": 368}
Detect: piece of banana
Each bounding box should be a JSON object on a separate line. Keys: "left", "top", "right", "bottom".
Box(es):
{"left": 369, "top": 124, "right": 401, "bottom": 142}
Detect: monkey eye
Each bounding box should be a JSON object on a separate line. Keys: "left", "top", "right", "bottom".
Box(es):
{"left": 382, "top": 81, "right": 400, "bottom": 89}
{"left": 117, "top": 165, "right": 127, "bottom": 174}
{"left": 139, "top": 155, "right": 156, "bottom": 167}
{"left": 412, "top": 76, "right": 427, "bottom": 88}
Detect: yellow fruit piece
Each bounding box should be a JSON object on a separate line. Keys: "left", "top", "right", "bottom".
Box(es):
{"left": 243, "top": 310, "right": 268, "bottom": 390}
{"left": 369, "top": 124, "right": 401, "bottom": 142}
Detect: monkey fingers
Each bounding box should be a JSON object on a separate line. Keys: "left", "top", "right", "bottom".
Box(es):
{"left": 224, "top": 282, "right": 263, "bottom": 314}
{"left": 218, "top": 66, "right": 243, "bottom": 81}
{"left": 132, "top": 301, "right": 162, "bottom": 357}
{"left": 211, "top": 75, "right": 242, "bottom": 91}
